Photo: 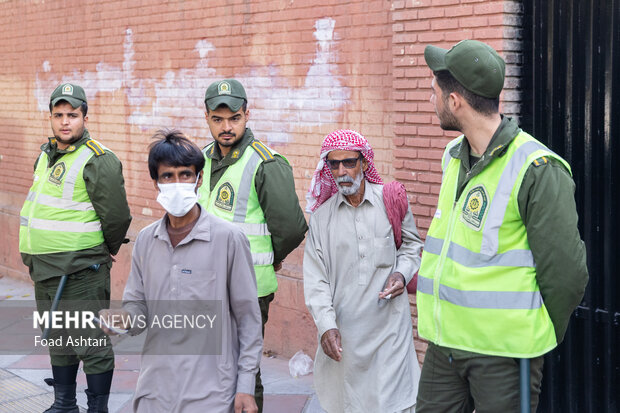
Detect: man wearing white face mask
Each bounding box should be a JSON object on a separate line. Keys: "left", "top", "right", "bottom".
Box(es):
{"left": 100, "top": 129, "right": 262, "bottom": 413}
{"left": 155, "top": 170, "right": 201, "bottom": 218}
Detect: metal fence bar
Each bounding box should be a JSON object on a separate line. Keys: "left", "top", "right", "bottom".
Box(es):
{"left": 521, "top": 0, "right": 619, "bottom": 411}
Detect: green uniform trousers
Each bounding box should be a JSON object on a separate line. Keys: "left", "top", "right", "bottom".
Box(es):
{"left": 416, "top": 343, "right": 544, "bottom": 413}
{"left": 255, "top": 292, "right": 274, "bottom": 413}
{"left": 34, "top": 263, "right": 114, "bottom": 374}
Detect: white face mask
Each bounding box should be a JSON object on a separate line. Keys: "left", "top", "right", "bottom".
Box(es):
{"left": 156, "top": 174, "right": 200, "bottom": 217}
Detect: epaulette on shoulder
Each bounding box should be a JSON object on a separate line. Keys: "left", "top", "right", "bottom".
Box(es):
{"left": 532, "top": 156, "right": 549, "bottom": 167}
{"left": 85, "top": 139, "right": 106, "bottom": 156}
{"left": 251, "top": 140, "right": 275, "bottom": 161}
{"left": 203, "top": 142, "right": 215, "bottom": 156}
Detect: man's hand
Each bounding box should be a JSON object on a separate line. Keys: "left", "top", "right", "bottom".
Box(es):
{"left": 273, "top": 261, "right": 283, "bottom": 272}
{"left": 98, "top": 309, "right": 131, "bottom": 335}
{"left": 234, "top": 392, "right": 257, "bottom": 413}
{"left": 320, "top": 328, "right": 343, "bottom": 362}
{"left": 379, "top": 272, "right": 406, "bottom": 300}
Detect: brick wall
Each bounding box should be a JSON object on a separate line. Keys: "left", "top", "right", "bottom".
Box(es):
{"left": 0, "top": 0, "right": 522, "bottom": 361}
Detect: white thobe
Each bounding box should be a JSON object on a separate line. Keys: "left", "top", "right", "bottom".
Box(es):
{"left": 304, "top": 182, "right": 423, "bottom": 413}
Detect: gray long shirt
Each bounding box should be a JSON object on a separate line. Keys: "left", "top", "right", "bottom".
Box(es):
{"left": 304, "top": 182, "right": 423, "bottom": 413}
{"left": 122, "top": 207, "right": 262, "bottom": 413}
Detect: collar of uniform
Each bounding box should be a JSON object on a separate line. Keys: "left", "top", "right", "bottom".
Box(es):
{"left": 153, "top": 205, "right": 212, "bottom": 245}
{"left": 450, "top": 115, "right": 519, "bottom": 165}
{"left": 335, "top": 179, "right": 377, "bottom": 208}
{"left": 43, "top": 129, "right": 91, "bottom": 155}
{"left": 207, "top": 128, "right": 254, "bottom": 164}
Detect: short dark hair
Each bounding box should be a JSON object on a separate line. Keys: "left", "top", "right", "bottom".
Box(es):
{"left": 205, "top": 101, "right": 248, "bottom": 114}
{"left": 49, "top": 101, "right": 88, "bottom": 117}
{"left": 147, "top": 129, "right": 205, "bottom": 180}
{"left": 434, "top": 70, "right": 499, "bottom": 116}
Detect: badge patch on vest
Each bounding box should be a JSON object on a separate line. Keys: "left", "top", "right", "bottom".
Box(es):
{"left": 460, "top": 185, "right": 489, "bottom": 231}
{"left": 215, "top": 182, "right": 234, "bottom": 211}
{"left": 48, "top": 162, "right": 67, "bottom": 186}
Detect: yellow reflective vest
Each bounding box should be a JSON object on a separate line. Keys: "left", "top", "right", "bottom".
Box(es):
{"left": 19, "top": 141, "right": 105, "bottom": 255}
{"left": 198, "top": 141, "right": 279, "bottom": 297}
{"left": 417, "top": 131, "right": 571, "bottom": 358}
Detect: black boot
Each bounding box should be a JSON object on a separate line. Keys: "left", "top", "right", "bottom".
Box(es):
{"left": 84, "top": 370, "right": 112, "bottom": 412}
{"left": 85, "top": 389, "right": 109, "bottom": 413}
{"left": 43, "top": 378, "right": 80, "bottom": 413}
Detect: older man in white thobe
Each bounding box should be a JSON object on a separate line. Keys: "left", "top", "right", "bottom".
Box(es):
{"left": 304, "top": 129, "right": 423, "bottom": 413}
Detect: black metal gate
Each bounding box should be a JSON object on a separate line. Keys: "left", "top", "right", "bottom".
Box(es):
{"left": 521, "top": 0, "right": 620, "bottom": 411}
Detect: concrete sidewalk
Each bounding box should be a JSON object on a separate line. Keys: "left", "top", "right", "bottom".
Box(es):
{"left": 0, "top": 276, "right": 325, "bottom": 413}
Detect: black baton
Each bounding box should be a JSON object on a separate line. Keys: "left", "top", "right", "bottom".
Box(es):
{"left": 520, "top": 358, "right": 531, "bottom": 413}
{"left": 41, "top": 274, "right": 69, "bottom": 340}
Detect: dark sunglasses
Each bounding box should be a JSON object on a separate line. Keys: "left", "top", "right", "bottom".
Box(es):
{"left": 326, "top": 155, "right": 362, "bottom": 170}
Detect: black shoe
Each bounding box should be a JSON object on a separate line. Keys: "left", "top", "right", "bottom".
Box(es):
{"left": 85, "top": 389, "right": 109, "bottom": 413}
{"left": 43, "top": 378, "right": 80, "bottom": 413}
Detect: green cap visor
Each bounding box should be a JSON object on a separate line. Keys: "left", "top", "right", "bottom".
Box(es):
{"left": 50, "top": 96, "right": 85, "bottom": 108}
{"left": 205, "top": 95, "right": 246, "bottom": 112}
{"left": 424, "top": 45, "right": 450, "bottom": 72}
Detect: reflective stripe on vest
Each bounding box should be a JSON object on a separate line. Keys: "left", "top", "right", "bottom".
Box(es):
{"left": 22, "top": 147, "right": 98, "bottom": 233}
{"left": 424, "top": 235, "right": 535, "bottom": 268}
{"left": 252, "top": 251, "right": 275, "bottom": 266}
{"left": 223, "top": 149, "right": 272, "bottom": 264}
{"left": 234, "top": 222, "right": 272, "bottom": 237}
{"left": 440, "top": 139, "right": 563, "bottom": 258}
{"left": 417, "top": 131, "right": 569, "bottom": 358}
{"left": 198, "top": 142, "right": 278, "bottom": 296}
{"left": 19, "top": 143, "right": 104, "bottom": 254}
{"left": 25, "top": 191, "right": 95, "bottom": 212}
{"left": 417, "top": 275, "right": 544, "bottom": 310}
{"left": 441, "top": 138, "right": 460, "bottom": 176}
{"left": 202, "top": 147, "right": 271, "bottom": 240}
{"left": 63, "top": 147, "right": 93, "bottom": 199}
{"left": 233, "top": 151, "right": 262, "bottom": 223}
{"left": 20, "top": 216, "right": 102, "bottom": 233}
{"left": 480, "top": 140, "right": 560, "bottom": 255}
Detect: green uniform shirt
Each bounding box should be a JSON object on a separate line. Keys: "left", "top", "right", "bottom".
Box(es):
{"left": 21, "top": 130, "right": 132, "bottom": 281}
{"left": 439, "top": 116, "right": 588, "bottom": 359}
{"left": 206, "top": 128, "right": 307, "bottom": 264}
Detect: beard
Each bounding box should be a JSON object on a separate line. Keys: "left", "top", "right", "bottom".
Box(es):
{"left": 55, "top": 135, "right": 81, "bottom": 145}
{"left": 216, "top": 132, "right": 239, "bottom": 147}
{"left": 335, "top": 170, "right": 364, "bottom": 196}
{"left": 437, "top": 101, "right": 462, "bottom": 132}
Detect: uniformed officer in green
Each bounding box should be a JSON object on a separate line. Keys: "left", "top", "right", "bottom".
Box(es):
{"left": 19, "top": 83, "right": 132, "bottom": 413}
{"left": 199, "top": 79, "right": 308, "bottom": 412}
{"left": 416, "top": 41, "right": 589, "bottom": 412}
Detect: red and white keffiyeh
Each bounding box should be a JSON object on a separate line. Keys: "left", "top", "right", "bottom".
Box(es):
{"left": 306, "top": 129, "right": 383, "bottom": 212}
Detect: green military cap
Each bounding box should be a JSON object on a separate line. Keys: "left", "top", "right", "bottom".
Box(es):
{"left": 50, "top": 83, "right": 87, "bottom": 108}
{"left": 204, "top": 79, "right": 247, "bottom": 112}
{"left": 424, "top": 40, "right": 505, "bottom": 99}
